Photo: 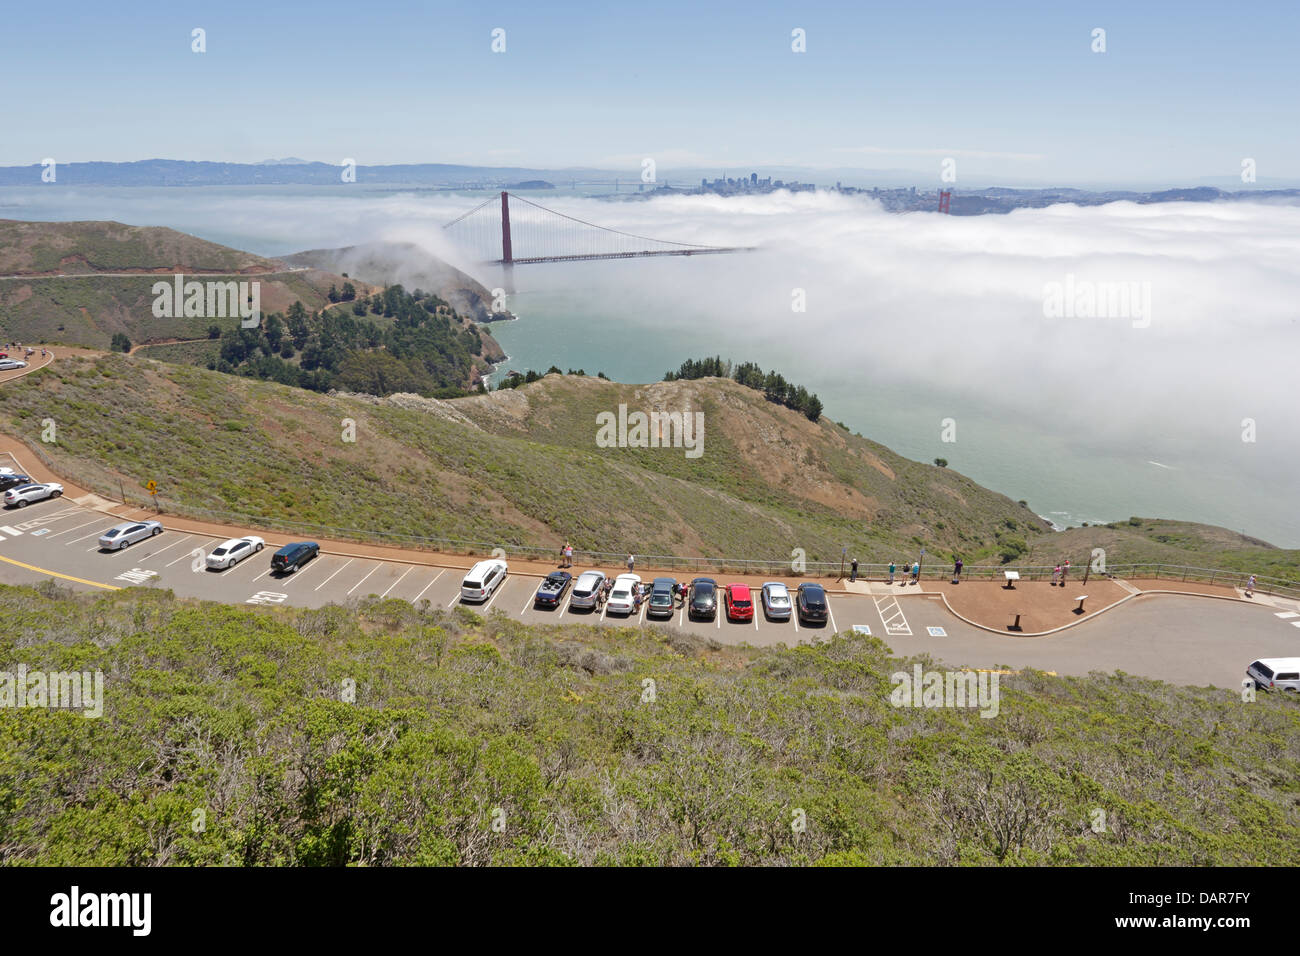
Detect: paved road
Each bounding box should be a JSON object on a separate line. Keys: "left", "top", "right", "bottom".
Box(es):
{"left": 0, "top": 493, "right": 1294, "bottom": 690}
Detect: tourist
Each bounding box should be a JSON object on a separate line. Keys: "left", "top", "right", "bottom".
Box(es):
{"left": 1246, "top": 574, "right": 1256, "bottom": 598}
{"left": 888, "top": 560, "right": 896, "bottom": 584}
{"left": 627, "top": 553, "right": 635, "bottom": 573}
{"left": 850, "top": 557, "right": 858, "bottom": 583}
{"left": 953, "top": 557, "right": 963, "bottom": 582}
{"left": 911, "top": 561, "right": 920, "bottom": 584}
{"left": 1052, "top": 564, "right": 1061, "bottom": 586}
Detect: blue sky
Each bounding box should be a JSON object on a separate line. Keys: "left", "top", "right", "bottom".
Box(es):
{"left": 2, "top": 0, "right": 1297, "bottom": 185}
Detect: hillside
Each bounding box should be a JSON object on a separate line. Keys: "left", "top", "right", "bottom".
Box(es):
{"left": 3, "top": 582, "right": 1297, "bottom": 865}
{"left": 0, "top": 219, "right": 279, "bottom": 275}
{"left": 0, "top": 353, "right": 1048, "bottom": 562}
{"left": 282, "top": 242, "right": 515, "bottom": 326}
{"left": 0, "top": 222, "right": 505, "bottom": 383}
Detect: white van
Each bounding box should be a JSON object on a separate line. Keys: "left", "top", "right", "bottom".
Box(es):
{"left": 461, "top": 559, "right": 508, "bottom": 603}
{"left": 1246, "top": 658, "right": 1300, "bottom": 693}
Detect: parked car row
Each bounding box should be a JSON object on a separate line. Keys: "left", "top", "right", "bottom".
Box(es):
{"left": 522, "top": 568, "right": 828, "bottom": 625}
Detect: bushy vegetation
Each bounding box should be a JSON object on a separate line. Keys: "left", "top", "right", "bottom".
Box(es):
{"left": 206, "top": 286, "right": 483, "bottom": 396}
{"left": 665, "top": 356, "right": 824, "bottom": 421}
{"left": 2, "top": 583, "right": 1296, "bottom": 866}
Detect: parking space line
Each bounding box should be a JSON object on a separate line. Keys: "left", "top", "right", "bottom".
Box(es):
{"left": 314, "top": 558, "right": 354, "bottom": 592}
{"left": 873, "top": 594, "right": 911, "bottom": 636}
{"left": 828, "top": 603, "right": 838, "bottom": 634}
{"left": 165, "top": 544, "right": 203, "bottom": 568}
{"left": 381, "top": 566, "right": 412, "bottom": 599}
{"left": 520, "top": 582, "right": 539, "bottom": 616}
{"left": 346, "top": 563, "right": 380, "bottom": 596}
{"left": 557, "top": 591, "right": 571, "bottom": 619}
{"left": 145, "top": 533, "right": 192, "bottom": 559}
{"left": 411, "top": 568, "right": 444, "bottom": 604}
{"left": 251, "top": 565, "right": 274, "bottom": 583}
{"left": 638, "top": 601, "right": 647, "bottom": 626}
{"left": 68, "top": 526, "right": 111, "bottom": 546}
{"left": 41, "top": 518, "right": 102, "bottom": 540}
{"left": 480, "top": 577, "right": 510, "bottom": 613}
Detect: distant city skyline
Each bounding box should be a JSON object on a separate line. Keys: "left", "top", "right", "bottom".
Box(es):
{"left": 3, "top": 0, "right": 1298, "bottom": 187}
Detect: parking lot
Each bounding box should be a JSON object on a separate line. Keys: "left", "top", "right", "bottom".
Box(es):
{"left": 0, "top": 493, "right": 1294, "bottom": 689}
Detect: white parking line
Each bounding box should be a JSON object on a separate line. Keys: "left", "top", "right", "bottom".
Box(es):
{"left": 165, "top": 545, "right": 202, "bottom": 568}
{"left": 314, "top": 558, "right": 354, "bottom": 592}
{"left": 68, "top": 526, "right": 112, "bottom": 546}
{"left": 381, "top": 566, "right": 412, "bottom": 599}
{"left": 251, "top": 565, "right": 274, "bottom": 583}
{"left": 411, "top": 568, "right": 444, "bottom": 604}
{"left": 638, "top": 601, "right": 647, "bottom": 626}
{"left": 872, "top": 594, "right": 911, "bottom": 636}
{"left": 47, "top": 517, "right": 107, "bottom": 540}
{"left": 828, "top": 603, "right": 838, "bottom": 634}
{"left": 557, "top": 591, "right": 572, "bottom": 619}
{"left": 145, "top": 533, "right": 192, "bottom": 559}
{"left": 346, "top": 563, "right": 380, "bottom": 596}
{"left": 0, "top": 525, "right": 23, "bottom": 537}
{"left": 520, "top": 584, "right": 539, "bottom": 616}
{"left": 480, "top": 579, "right": 507, "bottom": 612}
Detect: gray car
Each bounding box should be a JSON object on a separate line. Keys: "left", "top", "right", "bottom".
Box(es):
{"left": 760, "top": 581, "right": 793, "bottom": 620}
{"left": 98, "top": 520, "right": 163, "bottom": 551}
{"left": 569, "top": 570, "right": 606, "bottom": 610}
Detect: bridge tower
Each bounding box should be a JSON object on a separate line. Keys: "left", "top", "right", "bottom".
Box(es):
{"left": 938, "top": 190, "right": 952, "bottom": 214}
{"left": 500, "top": 190, "right": 515, "bottom": 293}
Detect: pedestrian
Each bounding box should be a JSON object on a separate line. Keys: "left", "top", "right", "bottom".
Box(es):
{"left": 850, "top": 557, "right": 858, "bottom": 583}
{"left": 953, "top": 556, "right": 963, "bottom": 583}
{"left": 1052, "top": 564, "right": 1061, "bottom": 586}
{"left": 563, "top": 542, "right": 572, "bottom": 568}
{"left": 627, "top": 553, "right": 635, "bottom": 573}
{"left": 888, "top": 560, "right": 896, "bottom": 584}
{"left": 1062, "top": 559, "right": 1071, "bottom": 584}
{"left": 1246, "top": 574, "right": 1256, "bottom": 598}
{"left": 911, "top": 561, "right": 920, "bottom": 584}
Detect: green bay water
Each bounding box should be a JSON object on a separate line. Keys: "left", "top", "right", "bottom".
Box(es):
{"left": 489, "top": 287, "right": 1298, "bottom": 548}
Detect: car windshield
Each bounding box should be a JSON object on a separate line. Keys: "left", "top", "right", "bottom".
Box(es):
{"left": 104, "top": 529, "right": 119, "bottom": 537}
{"left": 770, "top": 594, "right": 789, "bottom": 605}
{"left": 212, "top": 547, "right": 227, "bottom": 555}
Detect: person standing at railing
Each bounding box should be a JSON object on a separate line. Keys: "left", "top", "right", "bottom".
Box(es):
{"left": 888, "top": 561, "right": 896, "bottom": 584}
{"left": 1246, "top": 574, "right": 1256, "bottom": 598}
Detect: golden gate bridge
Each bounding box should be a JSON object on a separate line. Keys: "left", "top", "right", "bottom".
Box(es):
{"left": 443, "top": 191, "right": 755, "bottom": 271}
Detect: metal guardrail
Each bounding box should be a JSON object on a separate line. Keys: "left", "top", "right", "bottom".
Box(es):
{"left": 13, "top": 439, "right": 1300, "bottom": 599}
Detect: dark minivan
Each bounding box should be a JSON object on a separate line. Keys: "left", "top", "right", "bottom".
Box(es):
{"left": 796, "top": 582, "right": 829, "bottom": 625}
{"left": 271, "top": 541, "right": 319, "bottom": 574}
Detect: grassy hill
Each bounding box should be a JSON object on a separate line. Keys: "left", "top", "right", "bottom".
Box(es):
{"left": 0, "top": 219, "right": 279, "bottom": 275}
{"left": 0, "top": 222, "right": 506, "bottom": 379}
{"left": 3, "top": 581, "right": 1296, "bottom": 865}
{"left": 0, "top": 353, "right": 1048, "bottom": 562}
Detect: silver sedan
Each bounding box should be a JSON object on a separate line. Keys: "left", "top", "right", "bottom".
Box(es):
{"left": 98, "top": 520, "right": 163, "bottom": 550}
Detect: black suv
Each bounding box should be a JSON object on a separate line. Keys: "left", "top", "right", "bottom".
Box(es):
{"left": 688, "top": 577, "right": 717, "bottom": 619}
{"left": 0, "top": 473, "right": 35, "bottom": 493}
{"left": 271, "top": 541, "right": 319, "bottom": 573}
{"left": 796, "top": 583, "right": 829, "bottom": 625}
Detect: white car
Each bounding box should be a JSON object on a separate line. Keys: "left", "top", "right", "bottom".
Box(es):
{"left": 761, "top": 581, "right": 793, "bottom": 620}
{"left": 606, "top": 573, "right": 642, "bottom": 615}
{"left": 205, "top": 535, "right": 265, "bottom": 569}
{"left": 0, "top": 360, "right": 28, "bottom": 371}
{"left": 1246, "top": 658, "right": 1300, "bottom": 693}
{"left": 98, "top": 520, "right": 163, "bottom": 550}
{"left": 460, "top": 559, "right": 508, "bottom": 603}
{"left": 3, "top": 482, "right": 62, "bottom": 508}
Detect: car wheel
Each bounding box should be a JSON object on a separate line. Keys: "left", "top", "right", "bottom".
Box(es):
{"left": 50, "top": 490, "right": 61, "bottom": 498}
{"left": 16, "top": 500, "right": 27, "bottom": 508}
{"left": 255, "top": 543, "right": 263, "bottom": 552}
{"left": 151, "top": 526, "right": 160, "bottom": 536}
{"left": 121, "top": 539, "right": 130, "bottom": 549}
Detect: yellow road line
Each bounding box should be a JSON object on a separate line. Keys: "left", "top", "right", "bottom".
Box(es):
{"left": 0, "top": 553, "right": 120, "bottom": 590}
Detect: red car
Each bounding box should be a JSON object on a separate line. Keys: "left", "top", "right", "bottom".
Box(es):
{"left": 724, "top": 583, "right": 754, "bottom": 622}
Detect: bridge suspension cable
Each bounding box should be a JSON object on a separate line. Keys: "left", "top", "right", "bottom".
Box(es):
{"left": 442, "top": 191, "right": 754, "bottom": 266}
